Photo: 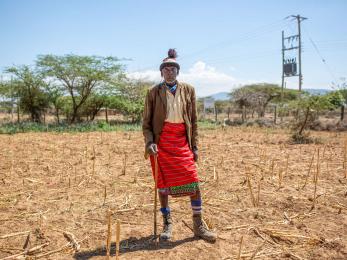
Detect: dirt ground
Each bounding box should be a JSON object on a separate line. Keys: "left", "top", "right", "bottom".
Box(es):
{"left": 0, "top": 127, "right": 346, "bottom": 259}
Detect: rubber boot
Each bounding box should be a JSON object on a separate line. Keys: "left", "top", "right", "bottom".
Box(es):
{"left": 160, "top": 213, "right": 173, "bottom": 240}
{"left": 192, "top": 214, "right": 217, "bottom": 243}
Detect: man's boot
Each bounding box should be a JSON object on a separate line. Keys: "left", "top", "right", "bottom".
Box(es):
{"left": 160, "top": 213, "right": 173, "bottom": 240}
{"left": 192, "top": 214, "right": 217, "bottom": 243}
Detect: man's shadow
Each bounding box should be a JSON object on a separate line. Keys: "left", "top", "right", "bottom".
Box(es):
{"left": 73, "top": 235, "right": 197, "bottom": 259}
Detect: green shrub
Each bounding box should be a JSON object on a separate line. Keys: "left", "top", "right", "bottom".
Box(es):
{"left": 0, "top": 121, "right": 141, "bottom": 134}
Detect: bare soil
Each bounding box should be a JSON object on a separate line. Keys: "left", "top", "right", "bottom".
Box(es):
{"left": 0, "top": 127, "right": 346, "bottom": 259}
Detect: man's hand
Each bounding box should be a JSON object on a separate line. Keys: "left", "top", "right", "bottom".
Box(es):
{"left": 147, "top": 143, "right": 158, "bottom": 155}
{"left": 193, "top": 146, "right": 198, "bottom": 162}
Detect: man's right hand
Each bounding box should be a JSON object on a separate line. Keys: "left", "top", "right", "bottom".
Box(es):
{"left": 147, "top": 143, "right": 158, "bottom": 155}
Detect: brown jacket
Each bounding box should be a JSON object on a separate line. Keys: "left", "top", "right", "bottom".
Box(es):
{"left": 142, "top": 81, "right": 198, "bottom": 154}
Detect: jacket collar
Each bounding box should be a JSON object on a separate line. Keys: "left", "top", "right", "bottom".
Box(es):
{"left": 158, "top": 80, "right": 182, "bottom": 110}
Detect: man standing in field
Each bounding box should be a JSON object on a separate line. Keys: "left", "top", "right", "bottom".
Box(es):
{"left": 142, "top": 49, "right": 216, "bottom": 242}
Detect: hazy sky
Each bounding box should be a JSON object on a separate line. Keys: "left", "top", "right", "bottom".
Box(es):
{"left": 1, "top": 0, "right": 346, "bottom": 96}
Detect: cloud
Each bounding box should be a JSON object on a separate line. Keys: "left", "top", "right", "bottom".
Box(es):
{"left": 180, "top": 61, "right": 237, "bottom": 96}
{"left": 127, "top": 61, "right": 239, "bottom": 97}
{"left": 126, "top": 70, "right": 161, "bottom": 82}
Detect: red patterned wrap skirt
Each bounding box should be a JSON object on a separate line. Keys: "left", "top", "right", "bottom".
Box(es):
{"left": 150, "top": 122, "right": 199, "bottom": 197}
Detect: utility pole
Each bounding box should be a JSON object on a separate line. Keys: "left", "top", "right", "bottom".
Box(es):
{"left": 280, "top": 30, "right": 285, "bottom": 122}
{"left": 294, "top": 14, "right": 307, "bottom": 93}
{"left": 10, "top": 76, "right": 14, "bottom": 120}
{"left": 281, "top": 30, "right": 285, "bottom": 103}
{"left": 282, "top": 15, "right": 307, "bottom": 94}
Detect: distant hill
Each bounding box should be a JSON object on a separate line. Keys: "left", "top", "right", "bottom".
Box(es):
{"left": 304, "top": 88, "right": 332, "bottom": 95}
{"left": 200, "top": 89, "right": 333, "bottom": 101}
{"left": 201, "top": 92, "right": 230, "bottom": 101}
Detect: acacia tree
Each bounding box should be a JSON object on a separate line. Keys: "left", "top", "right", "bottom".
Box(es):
{"left": 231, "top": 83, "right": 299, "bottom": 118}
{"left": 80, "top": 94, "right": 106, "bottom": 121}
{"left": 37, "top": 54, "right": 125, "bottom": 123}
{"left": 332, "top": 77, "right": 347, "bottom": 121}
{"left": 45, "top": 84, "right": 64, "bottom": 123}
{"left": 0, "top": 79, "right": 17, "bottom": 118}
{"left": 5, "top": 66, "right": 49, "bottom": 123}
{"left": 108, "top": 79, "right": 151, "bottom": 122}
{"left": 289, "top": 93, "right": 341, "bottom": 143}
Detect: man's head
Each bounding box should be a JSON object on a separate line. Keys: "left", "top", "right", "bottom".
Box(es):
{"left": 160, "top": 49, "right": 180, "bottom": 83}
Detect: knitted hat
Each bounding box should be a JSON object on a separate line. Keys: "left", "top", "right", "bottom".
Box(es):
{"left": 159, "top": 49, "right": 180, "bottom": 71}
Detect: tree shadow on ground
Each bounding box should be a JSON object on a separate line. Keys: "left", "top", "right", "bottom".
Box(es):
{"left": 73, "top": 235, "right": 197, "bottom": 259}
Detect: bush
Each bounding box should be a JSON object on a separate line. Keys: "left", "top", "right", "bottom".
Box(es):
{"left": 0, "top": 121, "right": 141, "bottom": 134}
{"left": 254, "top": 118, "right": 274, "bottom": 127}
{"left": 197, "top": 120, "right": 218, "bottom": 130}
{"left": 230, "top": 118, "right": 244, "bottom": 126}
{"left": 337, "top": 121, "right": 347, "bottom": 131}
{"left": 289, "top": 132, "right": 323, "bottom": 144}
{"left": 309, "top": 119, "right": 340, "bottom": 131}
{"left": 290, "top": 132, "right": 315, "bottom": 144}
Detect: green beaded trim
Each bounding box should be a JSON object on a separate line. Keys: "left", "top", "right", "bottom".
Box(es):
{"left": 170, "top": 182, "right": 199, "bottom": 195}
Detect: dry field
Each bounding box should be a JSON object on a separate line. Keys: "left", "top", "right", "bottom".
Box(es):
{"left": 0, "top": 127, "right": 346, "bottom": 260}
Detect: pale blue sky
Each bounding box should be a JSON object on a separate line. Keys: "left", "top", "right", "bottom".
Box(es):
{"left": 1, "top": 0, "right": 346, "bottom": 96}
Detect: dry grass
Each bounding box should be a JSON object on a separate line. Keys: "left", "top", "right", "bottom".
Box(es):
{"left": 0, "top": 126, "right": 346, "bottom": 259}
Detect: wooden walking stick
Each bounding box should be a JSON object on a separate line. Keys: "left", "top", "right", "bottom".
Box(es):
{"left": 106, "top": 209, "right": 112, "bottom": 260}
{"left": 153, "top": 154, "right": 159, "bottom": 244}
{"left": 115, "top": 219, "right": 120, "bottom": 260}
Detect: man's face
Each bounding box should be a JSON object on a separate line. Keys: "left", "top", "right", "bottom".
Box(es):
{"left": 162, "top": 66, "right": 178, "bottom": 83}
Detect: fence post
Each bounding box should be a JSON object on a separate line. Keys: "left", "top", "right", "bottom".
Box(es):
{"left": 341, "top": 105, "right": 345, "bottom": 121}
{"left": 17, "top": 104, "right": 20, "bottom": 123}
{"left": 105, "top": 107, "right": 108, "bottom": 123}
{"left": 242, "top": 105, "right": 246, "bottom": 123}
{"left": 215, "top": 105, "right": 218, "bottom": 122}
{"left": 274, "top": 105, "right": 277, "bottom": 124}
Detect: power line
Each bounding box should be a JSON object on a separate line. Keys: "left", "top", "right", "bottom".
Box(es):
{"left": 201, "top": 49, "right": 280, "bottom": 65}
{"left": 129, "top": 18, "right": 345, "bottom": 78}
{"left": 179, "top": 19, "right": 287, "bottom": 61}
{"left": 131, "top": 19, "right": 288, "bottom": 72}
{"left": 302, "top": 24, "right": 338, "bottom": 83}
{"left": 314, "top": 38, "right": 347, "bottom": 44}
{"left": 201, "top": 42, "right": 346, "bottom": 66}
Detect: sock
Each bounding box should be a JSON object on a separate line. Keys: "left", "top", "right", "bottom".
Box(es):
{"left": 160, "top": 207, "right": 170, "bottom": 216}
{"left": 191, "top": 199, "right": 202, "bottom": 215}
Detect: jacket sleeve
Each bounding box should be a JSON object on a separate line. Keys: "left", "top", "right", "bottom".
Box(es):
{"left": 142, "top": 88, "right": 154, "bottom": 148}
{"left": 191, "top": 87, "right": 198, "bottom": 148}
